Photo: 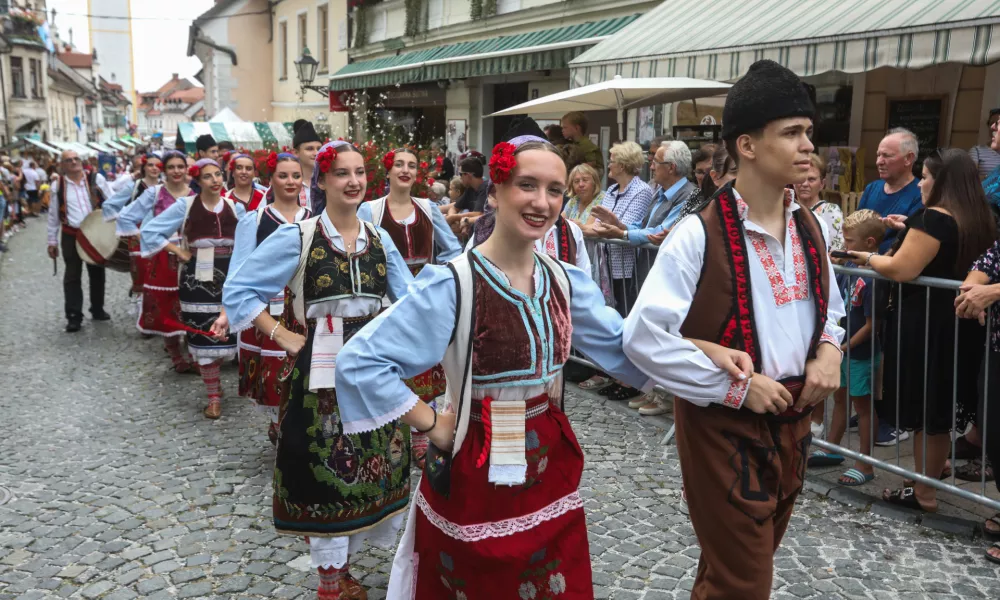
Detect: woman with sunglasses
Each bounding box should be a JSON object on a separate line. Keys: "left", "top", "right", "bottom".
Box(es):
{"left": 229, "top": 152, "right": 312, "bottom": 445}
{"left": 226, "top": 152, "right": 265, "bottom": 211}
{"left": 223, "top": 140, "right": 413, "bottom": 600}
{"left": 141, "top": 158, "right": 246, "bottom": 418}
{"left": 357, "top": 147, "right": 462, "bottom": 467}
{"left": 118, "top": 151, "right": 198, "bottom": 372}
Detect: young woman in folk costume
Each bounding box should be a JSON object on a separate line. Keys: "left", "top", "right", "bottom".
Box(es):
{"left": 332, "top": 136, "right": 649, "bottom": 599}
{"left": 223, "top": 140, "right": 414, "bottom": 600}
{"left": 117, "top": 151, "right": 198, "bottom": 372}
{"left": 102, "top": 153, "right": 163, "bottom": 297}
{"left": 229, "top": 153, "right": 313, "bottom": 445}
{"left": 141, "top": 158, "right": 245, "bottom": 418}
{"left": 356, "top": 147, "right": 463, "bottom": 467}
{"left": 226, "top": 152, "right": 266, "bottom": 211}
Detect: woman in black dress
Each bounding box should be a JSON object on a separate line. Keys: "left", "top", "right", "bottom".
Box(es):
{"left": 848, "top": 149, "right": 996, "bottom": 512}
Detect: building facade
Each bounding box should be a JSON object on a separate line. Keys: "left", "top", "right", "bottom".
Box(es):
{"left": 330, "top": 0, "right": 658, "bottom": 153}
{"left": 2, "top": 6, "right": 50, "bottom": 144}
{"left": 88, "top": 0, "right": 137, "bottom": 124}
{"left": 188, "top": 0, "right": 274, "bottom": 121}
{"left": 271, "top": 0, "right": 350, "bottom": 137}
{"left": 137, "top": 75, "right": 206, "bottom": 138}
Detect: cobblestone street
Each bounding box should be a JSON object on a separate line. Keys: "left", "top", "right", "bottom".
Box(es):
{"left": 2, "top": 221, "right": 1000, "bottom": 599}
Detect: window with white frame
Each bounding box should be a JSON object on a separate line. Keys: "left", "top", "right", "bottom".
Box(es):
{"left": 298, "top": 12, "right": 308, "bottom": 55}
{"left": 496, "top": 0, "right": 521, "bottom": 14}
{"left": 318, "top": 4, "right": 329, "bottom": 72}
{"left": 369, "top": 8, "right": 388, "bottom": 43}
{"left": 279, "top": 20, "right": 288, "bottom": 79}
{"left": 427, "top": 0, "right": 443, "bottom": 30}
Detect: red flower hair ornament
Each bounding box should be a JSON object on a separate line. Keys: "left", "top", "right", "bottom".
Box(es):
{"left": 488, "top": 142, "right": 518, "bottom": 185}
{"left": 140, "top": 155, "right": 148, "bottom": 166}
{"left": 266, "top": 151, "right": 278, "bottom": 172}
{"left": 188, "top": 164, "right": 201, "bottom": 179}
{"left": 221, "top": 151, "right": 232, "bottom": 164}
{"left": 382, "top": 150, "right": 396, "bottom": 172}
{"left": 316, "top": 147, "right": 338, "bottom": 174}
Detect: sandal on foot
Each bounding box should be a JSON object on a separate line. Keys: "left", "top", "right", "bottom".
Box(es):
{"left": 578, "top": 375, "right": 612, "bottom": 391}
{"left": 838, "top": 468, "right": 875, "bottom": 487}
{"left": 606, "top": 384, "right": 640, "bottom": 401}
{"left": 203, "top": 399, "right": 222, "bottom": 419}
{"left": 985, "top": 542, "right": 1000, "bottom": 566}
{"left": 956, "top": 458, "right": 994, "bottom": 482}
{"left": 882, "top": 487, "right": 935, "bottom": 512}
{"left": 807, "top": 451, "right": 845, "bottom": 468}
{"left": 983, "top": 513, "right": 1000, "bottom": 540}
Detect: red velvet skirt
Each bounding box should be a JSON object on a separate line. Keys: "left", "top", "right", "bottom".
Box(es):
{"left": 138, "top": 251, "right": 184, "bottom": 337}
{"left": 126, "top": 235, "right": 146, "bottom": 295}
{"left": 411, "top": 393, "right": 593, "bottom": 599}
{"left": 238, "top": 326, "right": 285, "bottom": 420}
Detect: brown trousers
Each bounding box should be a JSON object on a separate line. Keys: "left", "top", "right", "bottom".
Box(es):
{"left": 675, "top": 389, "right": 812, "bottom": 600}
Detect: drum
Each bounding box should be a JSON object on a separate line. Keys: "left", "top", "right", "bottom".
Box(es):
{"left": 76, "top": 211, "right": 131, "bottom": 273}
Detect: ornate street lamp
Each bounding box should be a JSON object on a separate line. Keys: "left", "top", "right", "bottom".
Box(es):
{"left": 295, "top": 48, "right": 329, "bottom": 99}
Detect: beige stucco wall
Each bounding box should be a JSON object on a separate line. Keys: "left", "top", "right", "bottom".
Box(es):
{"left": 48, "top": 87, "right": 79, "bottom": 142}
{"left": 225, "top": 1, "right": 273, "bottom": 121}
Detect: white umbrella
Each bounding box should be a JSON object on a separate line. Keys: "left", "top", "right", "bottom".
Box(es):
{"left": 488, "top": 75, "right": 731, "bottom": 138}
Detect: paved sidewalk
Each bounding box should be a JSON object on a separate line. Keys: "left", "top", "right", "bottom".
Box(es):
{"left": 1, "top": 221, "right": 1000, "bottom": 599}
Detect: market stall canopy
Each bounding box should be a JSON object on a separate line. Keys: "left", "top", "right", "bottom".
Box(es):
{"left": 328, "top": 14, "right": 640, "bottom": 92}
{"left": 570, "top": 0, "right": 1000, "bottom": 86}
{"left": 87, "top": 142, "right": 114, "bottom": 153}
{"left": 488, "top": 75, "right": 730, "bottom": 137}
{"left": 105, "top": 141, "right": 128, "bottom": 152}
{"left": 116, "top": 137, "right": 136, "bottom": 147}
{"left": 176, "top": 122, "right": 294, "bottom": 153}
{"left": 21, "top": 137, "right": 62, "bottom": 156}
{"left": 209, "top": 107, "right": 243, "bottom": 123}
{"left": 49, "top": 141, "right": 95, "bottom": 158}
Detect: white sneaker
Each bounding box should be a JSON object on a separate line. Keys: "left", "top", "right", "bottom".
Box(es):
{"left": 810, "top": 421, "right": 825, "bottom": 440}
{"left": 638, "top": 396, "right": 670, "bottom": 416}
{"left": 629, "top": 391, "right": 657, "bottom": 409}
{"left": 679, "top": 488, "right": 689, "bottom": 515}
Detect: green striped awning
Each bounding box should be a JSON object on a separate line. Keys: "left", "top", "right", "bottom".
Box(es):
{"left": 330, "top": 14, "right": 640, "bottom": 92}
{"left": 176, "top": 122, "right": 294, "bottom": 153}
{"left": 571, "top": 0, "right": 1000, "bottom": 87}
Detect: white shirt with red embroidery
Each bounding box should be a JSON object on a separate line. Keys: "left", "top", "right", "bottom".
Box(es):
{"left": 622, "top": 188, "right": 846, "bottom": 409}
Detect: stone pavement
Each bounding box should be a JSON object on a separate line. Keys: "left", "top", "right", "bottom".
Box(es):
{"left": 2, "top": 220, "right": 1000, "bottom": 599}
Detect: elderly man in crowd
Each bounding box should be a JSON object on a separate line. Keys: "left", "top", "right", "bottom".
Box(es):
{"left": 858, "top": 128, "right": 923, "bottom": 254}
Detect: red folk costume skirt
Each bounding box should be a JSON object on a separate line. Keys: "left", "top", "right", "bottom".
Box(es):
{"left": 408, "top": 393, "right": 592, "bottom": 599}
{"left": 238, "top": 290, "right": 291, "bottom": 421}
{"left": 138, "top": 249, "right": 185, "bottom": 337}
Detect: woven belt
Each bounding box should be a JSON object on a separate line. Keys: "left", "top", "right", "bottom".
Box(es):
{"left": 470, "top": 394, "right": 551, "bottom": 423}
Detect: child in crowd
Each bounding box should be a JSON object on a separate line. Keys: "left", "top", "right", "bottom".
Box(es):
{"left": 821, "top": 209, "right": 887, "bottom": 486}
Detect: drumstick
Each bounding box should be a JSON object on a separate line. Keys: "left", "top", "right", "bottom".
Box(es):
{"left": 52, "top": 257, "right": 57, "bottom": 276}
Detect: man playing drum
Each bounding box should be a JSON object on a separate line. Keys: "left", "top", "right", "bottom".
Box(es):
{"left": 46, "top": 150, "right": 113, "bottom": 333}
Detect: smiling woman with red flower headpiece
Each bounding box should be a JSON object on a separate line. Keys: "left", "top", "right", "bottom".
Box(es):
{"left": 330, "top": 133, "right": 651, "bottom": 598}
{"left": 225, "top": 154, "right": 264, "bottom": 211}
{"left": 141, "top": 158, "right": 247, "bottom": 420}
{"left": 223, "top": 139, "right": 416, "bottom": 597}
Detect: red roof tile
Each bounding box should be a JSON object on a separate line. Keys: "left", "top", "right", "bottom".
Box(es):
{"left": 59, "top": 52, "right": 93, "bottom": 69}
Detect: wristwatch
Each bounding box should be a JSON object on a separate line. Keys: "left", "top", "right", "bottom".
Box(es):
{"left": 621, "top": 229, "right": 628, "bottom": 241}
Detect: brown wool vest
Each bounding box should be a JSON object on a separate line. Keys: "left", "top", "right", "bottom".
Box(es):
{"left": 58, "top": 173, "right": 106, "bottom": 227}
{"left": 183, "top": 198, "right": 240, "bottom": 243}
{"left": 678, "top": 183, "right": 830, "bottom": 372}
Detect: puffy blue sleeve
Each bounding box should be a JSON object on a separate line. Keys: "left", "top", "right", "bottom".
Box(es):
{"left": 222, "top": 223, "right": 302, "bottom": 332}
{"left": 336, "top": 265, "right": 456, "bottom": 434}
{"left": 139, "top": 198, "right": 187, "bottom": 257}
{"left": 565, "top": 263, "right": 651, "bottom": 390}
{"left": 101, "top": 181, "right": 134, "bottom": 222}
{"left": 377, "top": 226, "right": 415, "bottom": 302}
{"left": 228, "top": 210, "right": 260, "bottom": 282}
{"left": 431, "top": 205, "right": 462, "bottom": 263}
{"left": 356, "top": 201, "right": 373, "bottom": 224}
{"left": 116, "top": 186, "right": 156, "bottom": 237}
{"left": 234, "top": 202, "right": 247, "bottom": 220}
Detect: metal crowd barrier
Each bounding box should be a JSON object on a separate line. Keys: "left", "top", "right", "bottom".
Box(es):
{"left": 569, "top": 237, "right": 1000, "bottom": 512}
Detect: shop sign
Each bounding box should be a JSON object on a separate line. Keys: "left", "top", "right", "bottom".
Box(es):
{"left": 381, "top": 85, "right": 446, "bottom": 108}
{"left": 330, "top": 91, "right": 353, "bottom": 112}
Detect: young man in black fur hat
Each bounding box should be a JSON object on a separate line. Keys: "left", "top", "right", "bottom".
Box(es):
{"left": 624, "top": 59, "right": 845, "bottom": 599}
{"left": 292, "top": 119, "right": 322, "bottom": 208}
{"left": 195, "top": 135, "right": 219, "bottom": 161}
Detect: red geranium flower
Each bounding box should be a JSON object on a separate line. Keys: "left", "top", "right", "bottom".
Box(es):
{"left": 382, "top": 150, "right": 396, "bottom": 172}
{"left": 188, "top": 165, "right": 201, "bottom": 179}
{"left": 266, "top": 152, "right": 278, "bottom": 172}
{"left": 489, "top": 142, "right": 517, "bottom": 185}
{"left": 367, "top": 171, "right": 375, "bottom": 182}
{"left": 435, "top": 156, "right": 443, "bottom": 169}
{"left": 316, "top": 147, "right": 337, "bottom": 173}
{"left": 419, "top": 161, "right": 429, "bottom": 170}
{"left": 428, "top": 177, "right": 436, "bottom": 186}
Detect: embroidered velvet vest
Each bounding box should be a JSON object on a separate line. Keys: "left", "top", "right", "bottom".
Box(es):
{"left": 257, "top": 206, "right": 311, "bottom": 246}
{"left": 469, "top": 252, "right": 572, "bottom": 386}
{"left": 154, "top": 186, "right": 185, "bottom": 216}
{"left": 552, "top": 216, "right": 577, "bottom": 266}
{"left": 379, "top": 201, "right": 434, "bottom": 272}
{"left": 304, "top": 221, "right": 387, "bottom": 305}
{"left": 57, "top": 173, "right": 106, "bottom": 226}
{"left": 183, "top": 198, "right": 239, "bottom": 243}
{"left": 678, "top": 183, "right": 830, "bottom": 371}
{"left": 128, "top": 180, "right": 150, "bottom": 206}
